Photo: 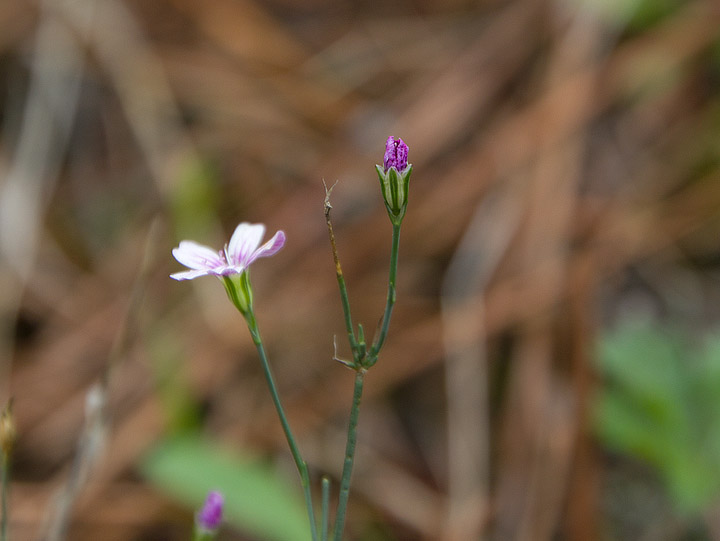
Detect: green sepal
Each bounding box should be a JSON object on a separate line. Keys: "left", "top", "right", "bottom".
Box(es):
{"left": 376, "top": 164, "right": 412, "bottom": 226}
{"left": 221, "top": 271, "right": 254, "bottom": 317}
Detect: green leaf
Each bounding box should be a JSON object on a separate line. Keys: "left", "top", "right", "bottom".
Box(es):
{"left": 142, "top": 434, "right": 311, "bottom": 541}
{"left": 598, "top": 322, "right": 688, "bottom": 425}
{"left": 594, "top": 320, "right": 720, "bottom": 514}
{"left": 574, "top": 0, "right": 683, "bottom": 31}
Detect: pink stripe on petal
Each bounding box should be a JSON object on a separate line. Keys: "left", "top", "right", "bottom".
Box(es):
{"left": 227, "top": 223, "right": 265, "bottom": 267}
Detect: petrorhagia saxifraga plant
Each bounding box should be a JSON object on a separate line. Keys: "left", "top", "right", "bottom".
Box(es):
{"left": 171, "top": 136, "right": 412, "bottom": 540}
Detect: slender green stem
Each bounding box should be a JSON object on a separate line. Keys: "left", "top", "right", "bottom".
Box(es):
{"left": 321, "top": 476, "right": 330, "bottom": 541}
{"left": 331, "top": 370, "right": 365, "bottom": 541}
{"left": 324, "top": 185, "right": 357, "bottom": 352}
{"left": 245, "top": 310, "right": 318, "bottom": 541}
{"left": 1, "top": 454, "right": 8, "bottom": 541}
{"left": 370, "top": 223, "right": 401, "bottom": 357}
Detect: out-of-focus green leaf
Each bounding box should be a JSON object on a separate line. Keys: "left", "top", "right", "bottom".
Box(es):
{"left": 142, "top": 434, "right": 311, "bottom": 541}
{"left": 595, "top": 320, "right": 720, "bottom": 514}
{"left": 598, "top": 322, "right": 687, "bottom": 425}
{"left": 576, "top": 0, "right": 683, "bottom": 31}
{"left": 596, "top": 389, "right": 676, "bottom": 465}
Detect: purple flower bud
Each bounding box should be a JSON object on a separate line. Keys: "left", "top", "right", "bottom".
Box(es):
{"left": 383, "top": 136, "right": 409, "bottom": 173}
{"left": 376, "top": 136, "right": 412, "bottom": 225}
{"left": 196, "top": 491, "right": 223, "bottom": 531}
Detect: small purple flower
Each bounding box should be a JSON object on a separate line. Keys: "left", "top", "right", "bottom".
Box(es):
{"left": 196, "top": 490, "right": 224, "bottom": 531}
{"left": 383, "top": 136, "right": 409, "bottom": 173}
{"left": 171, "top": 222, "right": 285, "bottom": 281}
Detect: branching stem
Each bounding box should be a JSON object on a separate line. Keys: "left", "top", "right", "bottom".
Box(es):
{"left": 324, "top": 183, "right": 404, "bottom": 540}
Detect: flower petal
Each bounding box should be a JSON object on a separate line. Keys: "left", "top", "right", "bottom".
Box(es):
{"left": 395, "top": 138, "right": 408, "bottom": 171}
{"left": 172, "top": 241, "right": 225, "bottom": 270}
{"left": 383, "top": 136, "right": 395, "bottom": 171}
{"left": 247, "top": 230, "right": 286, "bottom": 265}
{"left": 170, "top": 268, "right": 215, "bottom": 281}
{"left": 227, "top": 223, "right": 265, "bottom": 268}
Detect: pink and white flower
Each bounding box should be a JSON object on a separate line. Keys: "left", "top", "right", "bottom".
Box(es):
{"left": 171, "top": 222, "right": 285, "bottom": 281}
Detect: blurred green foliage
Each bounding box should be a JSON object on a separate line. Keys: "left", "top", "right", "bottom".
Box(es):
{"left": 577, "top": 0, "right": 684, "bottom": 31}
{"left": 170, "top": 157, "right": 221, "bottom": 241}
{"left": 147, "top": 329, "right": 202, "bottom": 434}
{"left": 142, "top": 435, "right": 311, "bottom": 541}
{"left": 595, "top": 320, "right": 720, "bottom": 514}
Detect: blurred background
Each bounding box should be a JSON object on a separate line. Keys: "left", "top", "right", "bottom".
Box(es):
{"left": 2, "top": 0, "right": 720, "bottom": 539}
